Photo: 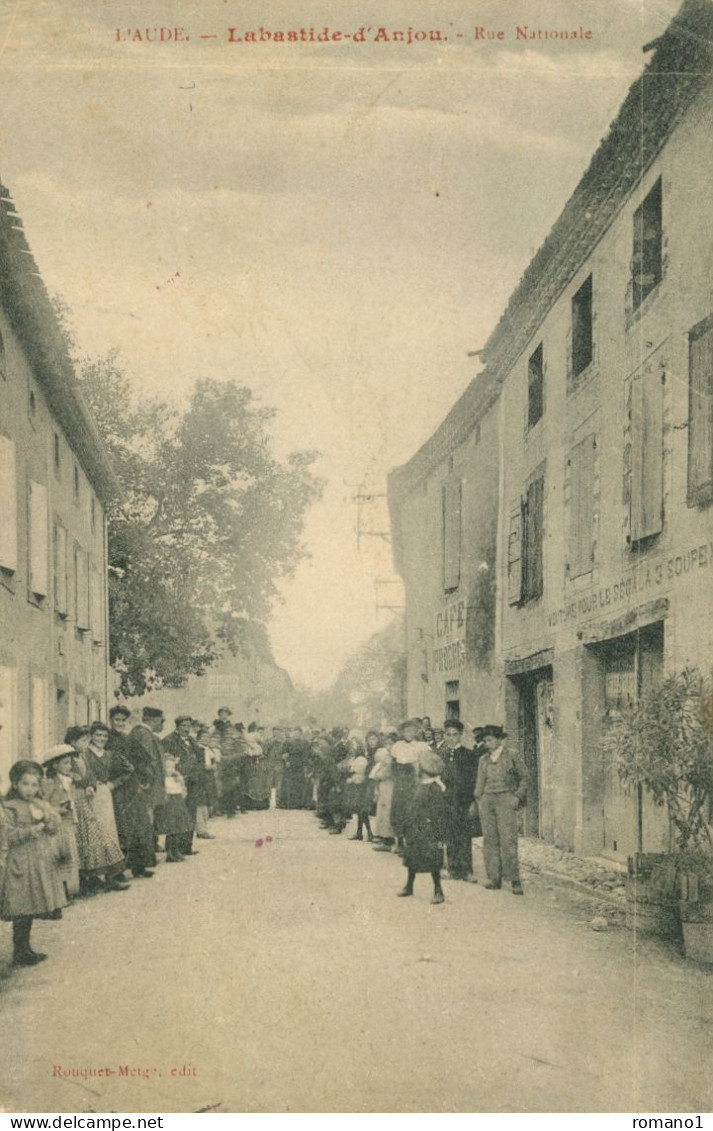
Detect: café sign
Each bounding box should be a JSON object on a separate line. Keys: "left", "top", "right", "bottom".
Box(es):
{"left": 433, "top": 599, "right": 467, "bottom": 675}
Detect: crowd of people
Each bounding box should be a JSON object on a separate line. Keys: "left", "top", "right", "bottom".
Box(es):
{"left": 0, "top": 704, "right": 528, "bottom": 968}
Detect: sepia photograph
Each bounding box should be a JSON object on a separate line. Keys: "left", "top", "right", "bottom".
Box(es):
{"left": 0, "top": 0, "right": 712, "bottom": 1116}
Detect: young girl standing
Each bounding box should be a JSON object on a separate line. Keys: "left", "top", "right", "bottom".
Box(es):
{"left": 157, "top": 753, "right": 193, "bottom": 862}
{"left": 2, "top": 760, "right": 66, "bottom": 966}
{"left": 41, "top": 745, "right": 81, "bottom": 899}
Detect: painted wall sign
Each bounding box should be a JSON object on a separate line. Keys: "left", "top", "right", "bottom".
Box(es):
{"left": 547, "top": 540, "right": 713, "bottom": 628}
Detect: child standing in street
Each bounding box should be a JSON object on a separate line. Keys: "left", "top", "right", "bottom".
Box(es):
{"left": 41, "top": 745, "right": 81, "bottom": 899}
{"left": 1, "top": 760, "right": 66, "bottom": 966}
{"left": 157, "top": 753, "right": 192, "bottom": 862}
{"left": 397, "top": 748, "right": 448, "bottom": 905}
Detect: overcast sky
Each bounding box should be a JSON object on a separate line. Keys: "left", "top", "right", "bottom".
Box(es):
{"left": 0, "top": 0, "right": 676, "bottom": 688}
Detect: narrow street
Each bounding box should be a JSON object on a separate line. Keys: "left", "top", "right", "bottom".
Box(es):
{"left": 1, "top": 811, "right": 711, "bottom": 1114}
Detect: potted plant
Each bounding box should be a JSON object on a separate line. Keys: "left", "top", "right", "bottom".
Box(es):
{"left": 607, "top": 667, "right": 713, "bottom": 950}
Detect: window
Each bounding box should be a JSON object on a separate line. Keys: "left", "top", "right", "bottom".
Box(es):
{"left": 73, "top": 464, "right": 80, "bottom": 503}
{"left": 28, "top": 480, "right": 49, "bottom": 599}
{"left": 53, "top": 522, "right": 68, "bottom": 616}
{"left": 630, "top": 369, "right": 664, "bottom": 543}
{"left": 53, "top": 434, "right": 61, "bottom": 478}
{"left": 0, "top": 330, "right": 6, "bottom": 381}
{"left": 445, "top": 681, "right": 460, "bottom": 721}
{"left": 527, "top": 343, "right": 544, "bottom": 428}
{"left": 0, "top": 435, "right": 18, "bottom": 574}
{"left": 75, "top": 546, "right": 90, "bottom": 630}
{"left": 571, "top": 275, "right": 593, "bottom": 378}
{"left": 632, "top": 178, "right": 662, "bottom": 312}
{"left": 687, "top": 314, "right": 713, "bottom": 506}
{"left": 442, "top": 479, "right": 462, "bottom": 592}
{"left": 567, "top": 434, "right": 596, "bottom": 578}
{"left": 522, "top": 473, "right": 545, "bottom": 603}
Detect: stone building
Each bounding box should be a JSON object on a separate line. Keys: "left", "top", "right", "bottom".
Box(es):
{"left": 0, "top": 180, "right": 116, "bottom": 786}
{"left": 388, "top": 368, "right": 501, "bottom": 730}
{"left": 388, "top": 0, "right": 713, "bottom": 861}
{"left": 132, "top": 622, "right": 298, "bottom": 730}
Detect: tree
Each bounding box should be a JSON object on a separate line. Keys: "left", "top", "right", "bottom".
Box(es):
{"left": 74, "top": 347, "right": 322, "bottom": 695}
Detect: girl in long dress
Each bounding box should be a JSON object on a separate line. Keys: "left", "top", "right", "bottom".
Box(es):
{"left": 41, "top": 745, "right": 81, "bottom": 898}
{"left": 2, "top": 760, "right": 66, "bottom": 966}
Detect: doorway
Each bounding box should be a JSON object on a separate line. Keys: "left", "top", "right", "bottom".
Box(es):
{"left": 588, "top": 620, "right": 667, "bottom": 858}
{"left": 510, "top": 666, "right": 554, "bottom": 838}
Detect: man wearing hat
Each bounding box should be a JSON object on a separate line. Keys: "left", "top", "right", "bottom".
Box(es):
{"left": 398, "top": 746, "right": 447, "bottom": 904}
{"left": 474, "top": 725, "right": 528, "bottom": 895}
{"left": 108, "top": 706, "right": 156, "bottom": 879}
{"left": 163, "top": 715, "right": 205, "bottom": 856}
{"left": 440, "top": 719, "right": 482, "bottom": 883}
{"left": 131, "top": 707, "right": 167, "bottom": 849}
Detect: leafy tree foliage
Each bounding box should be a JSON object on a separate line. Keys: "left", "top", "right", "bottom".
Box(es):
{"left": 74, "top": 347, "right": 322, "bottom": 695}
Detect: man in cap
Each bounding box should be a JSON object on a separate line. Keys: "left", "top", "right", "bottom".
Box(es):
{"left": 440, "top": 719, "right": 481, "bottom": 883}
{"left": 108, "top": 705, "right": 156, "bottom": 879}
{"left": 474, "top": 725, "right": 528, "bottom": 895}
{"left": 163, "top": 715, "right": 205, "bottom": 856}
{"left": 131, "top": 706, "right": 167, "bottom": 849}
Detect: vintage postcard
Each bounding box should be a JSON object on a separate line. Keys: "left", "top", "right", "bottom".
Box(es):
{"left": 0, "top": 0, "right": 711, "bottom": 1116}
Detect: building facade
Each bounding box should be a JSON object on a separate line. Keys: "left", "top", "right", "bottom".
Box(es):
{"left": 389, "top": 370, "right": 501, "bottom": 731}
{"left": 132, "top": 621, "right": 298, "bottom": 730}
{"left": 0, "top": 181, "right": 116, "bottom": 787}
{"left": 388, "top": 0, "right": 713, "bottom": 860}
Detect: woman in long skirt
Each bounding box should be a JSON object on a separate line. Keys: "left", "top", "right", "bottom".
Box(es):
{"left": 64, "top": 726, "right": 127, "bottom": 894}
{"left": 370, "top": 730, "right": 397, "bottom": 849}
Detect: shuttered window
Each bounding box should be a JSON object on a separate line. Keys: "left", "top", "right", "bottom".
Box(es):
{"left": 568, "top": 434, "right": 596, "bottom": 578}
{"left": 630, "top": 369, "right": 664, "bottom": 542}
{"left": 632, "top": 178, "right": 663, "bottom": 312}
{"left": 523, "top": 474, "right": 544, "bottom": 602}
{"left": 0, "top": 436, "right": 18, "bottom": 573}
{"left": 75, "top": 546, "right": 90, "bottom": 630}
{"left": 90, "top": 561, "right": 104, "bottom": 642}
{"left": 53, "top": 522, "right": 68, "bottom": 615}
{"left": 507, "top": 501, "right": 523, "bottom": 605}
{"left": 528, "top": 343, "right": 544, "bottom": 428}
{"left": 688, "top": 315, "right": 713, "bottom": 506}
{"left": 572, "top": 275, "right": 593, "bottom": 378}
{"left": 29, "top": 480, "right": 49, "bottom": 598}
{"left": 442, "top": 479, "right": 462, "bottom": 592}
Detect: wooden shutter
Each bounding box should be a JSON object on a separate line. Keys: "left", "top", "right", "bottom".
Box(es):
{"left": 688, "top": 317, "right": 713, "bottom": 504}
{"left": 630, "top": 369, "right": 664, "bottom": 542}
{"left": 90, "top": 561, "right": 103, "bottom": 642}
{"left": 76, "top": 546, "right": 90, "bottom": 630}
{"left": 54, "top": 523, "right": 68, "bottom": 615}
{"left": 443, "top": 479, "right": 462, "bottom": 591}
{"left": 569, "top": 435, "right": 596, "bottom": 579}
{"left": 0, "top": 436, "right": 17, "bottom": 572}
{"left": 525, "top": 476, "right": 544, "bottom": 600}
{"left": 29, "top": 481, "right": 49, "bottom": 597}
{"left": 507, "top": 501, "right": 523, "bottom": 605}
